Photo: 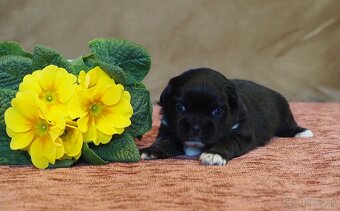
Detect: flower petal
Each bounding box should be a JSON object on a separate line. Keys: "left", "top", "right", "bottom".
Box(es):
{"left": 78, "top": 70, "right": 88, "bottom": 89}
{"left": 5, "top": 107, "right": 32, "bottom": 133}
{"left": 107, "top": 91, "right": 133, "bottom": 116}
{"left": 35, "top": 97, "right": 48, "bottom": 120}
{"left": 95, "top": 116, "right": 120, "bottom": 135}
{"left": 48, "top": 102, "right": 69, "bottom": 118}
{"left": 111, "top": 114, "right": 131, "bottom": 128}
{"left": 91, "top": 66, "right": 113, "bottom": 87}
{"left": 77, "top": 114, "right": 89, "bottom": 133}
{"left": 104, "top": 101, "right": 133, "bottom": 128}
{"left": 6, "top": 127, "right": 16, "bottom": 138}
{"left": 62, "top": 127, "right": 83, "bottom": 157}
{"left": 55, "top": 138, "right": 65, "bottom": 159}
{"left": 83, "top": 117, "right": 98, "bottom": 145}
{"left": 19, "top": 74, "right": 43, "bottom": 95}
{"left": 100, "top": 84, "right": 123, "bottom": 105}
{"left": 68, "top": 93, "right": 86, "bottom": 119}
{"left": 109, "top": 114, "right": 132, "bottom": 128}
{"left": 28, "top": 138, "right": 49, "bottom": 169}
{"left": 122, "top": 90, "right": 131, "bottom": 102}
{"left": 73, "top": 152, "right": 81, "bottom": 160}
{"left": 115, "top": 127, "right": 125, "bottom": 134}
{"left": 87, "top": 67, "right": 99, "bottom": 88}
{"left": 97, "top": 130, "right": 112, "bottom": 145}
{"left": 86, "top": 85, "right": 101, "bottom": 101}
{"left": 95, "top": 90, "right": 133, "bottom": 132}
{"left": 38, "top": 65, "right": 59, "bottom": 91}
{"left": 41, "top": 136, "right": 57, "bottom": 164}
{"left": 46, "top": 113, "right": 65, "bottom": 141}
{"left": 55, "top": 69, "right": 77, "bottom": 102}
{"left": 11, "top": 92, "right": 40, "bottom": 121}
{"left": 10, "top": 130, "right": 35, "bottom": 150}
{"left": 65, "top": 120, "right": 78, "bottom": 128}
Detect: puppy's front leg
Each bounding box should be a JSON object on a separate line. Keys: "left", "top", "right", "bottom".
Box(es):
{"left": 200, "top": 133, "right": 254, "bottom": 166}
{"left": 140, "top": 125, "right": 184, "bottom": 160}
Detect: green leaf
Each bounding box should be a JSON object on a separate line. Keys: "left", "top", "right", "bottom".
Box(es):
{"left": 89, "top": 38, "right": 151, "bottom": 85}
{"left": 0, "top": 138, "right": 31, "bottom": 165}
{"left": 69, "top": 56, "right": 91, "bottom": 75}
{"left": 97, "top": 60, "right": 129, "bottom": 85}
{"left": 0, "top": 55, "right": 33, "bottom": 90}
{"left": 0, "top": 41, "right": 32, "bottom": 58}
{"left": 0, "top": 88, "right": 16, "bottom": 137}
{"left": 32, "top": 45, "right": 75, "bottom": 74}
{"left": 91, "top": 133, "right": 140, "bottom": 162}
{"left": 48, "top": 159, "right": 78, "bottom": 169}
{"left": 82, "top": 53, "right": 98, "bottom": 69}
{"left": 126, "top": 85, "right": 152, "bottom": 138}
{"left": 80, "top": 142, "right": 108, "bottom": 165}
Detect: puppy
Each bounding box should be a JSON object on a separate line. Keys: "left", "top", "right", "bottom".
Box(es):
{"left": 140, "top": 68, "right": 313, "bottom": 165}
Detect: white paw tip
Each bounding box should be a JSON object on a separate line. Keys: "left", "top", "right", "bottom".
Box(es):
{"left": 199, "top": 153, "right": 227, "bottom": 166}
{"left": 141, "top": 153, "right": 157, "bottom": 160}
{"left": 295, "top": 129, "right": 314, "bottom": 138}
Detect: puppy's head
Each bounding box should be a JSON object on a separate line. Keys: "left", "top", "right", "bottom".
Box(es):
{"left": 160, "top": 68, "right": 241, "bottom": 148}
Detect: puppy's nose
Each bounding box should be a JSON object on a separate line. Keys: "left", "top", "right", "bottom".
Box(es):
{"left": 191, "top": 125, "right": 201, "bottom": 134}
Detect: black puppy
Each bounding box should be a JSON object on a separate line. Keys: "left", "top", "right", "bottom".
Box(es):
{"left": 140, "top": 68, "right": 313, "bottom": 165}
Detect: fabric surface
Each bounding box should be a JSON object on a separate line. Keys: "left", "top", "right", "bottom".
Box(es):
{"left": 0, "top": 103, "right": 339, "bottom": 210}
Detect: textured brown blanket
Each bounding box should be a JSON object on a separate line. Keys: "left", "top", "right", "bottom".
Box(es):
{"left": 0, "top": 103, "right": 339, "bottom": 210}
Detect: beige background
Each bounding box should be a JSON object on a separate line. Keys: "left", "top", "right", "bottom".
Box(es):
{"left": 1, "top": 0, "right": 339, "bottom": 102}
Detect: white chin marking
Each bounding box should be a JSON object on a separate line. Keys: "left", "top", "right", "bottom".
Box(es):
{"left": 140, "top": 153, "right": 157, "bottom": 160}
{"left": 199, "top": 153, "right": 227, "bottom": 166}
{"left": 184, "top": 147, "right": 202, "bottom": 156}
{"left": 295, "top": 129, "right": 314, "bottom": 138}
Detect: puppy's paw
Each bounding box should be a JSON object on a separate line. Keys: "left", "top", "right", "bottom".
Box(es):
{"left": 199, "top": 153, "right": 227, "bottom": 166}
{"left": 295, "top": 129, "right": 314, "bottom": 138}
{"left": 140, "top": 152, "right": 158, "bottom": 160}
{"left": 139, "top": 147, "right": 166, "bottom": 160}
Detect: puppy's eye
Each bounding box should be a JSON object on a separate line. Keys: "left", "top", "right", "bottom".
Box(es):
{"left": 176, "top": 103, "right": 186, "bottom": 113}
{"left": 212, "top": 108, "right": 224, "bottom": 117}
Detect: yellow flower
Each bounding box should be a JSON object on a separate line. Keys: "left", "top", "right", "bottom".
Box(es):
{"left": 69, "top": 67, "right": 133, "bottom": 145}
{"left": 60, "top": 120, "right": 83, "bottom": 159}
{"left": 5, "top": 91, "right": 65, "bottom": 169}
{"left": 78, "top": 66, "right": 113, "bottom": 89}
{"left": 19, "top": 65, "right": 77, "bottom": 118}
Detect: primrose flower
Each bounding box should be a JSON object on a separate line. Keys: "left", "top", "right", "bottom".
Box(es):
{"left": 60, "top": 121, "right": 83, "bottom": 160}
{"left": 5, "top": 91, "right": 65, "bottom": 169}
{"left": 69, "top": 67, "right": 133, "bottom": 145}
{"left": 19, "top": 65, "right": 77, "bottom": 118}
{"left": 78, "top": 66, "right": 113, "bottom": 89}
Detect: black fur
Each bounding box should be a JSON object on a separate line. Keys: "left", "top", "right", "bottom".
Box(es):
{"left": 140, "top": 68, "right": 309, "bottom": 165}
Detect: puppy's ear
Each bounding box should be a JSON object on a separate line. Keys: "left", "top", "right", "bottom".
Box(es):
{"left": 226, "top": 81, "right": 247, "bottom": 122}
{"left": 159, "top": 82, "right": 172, "bottom": 106}
{"left": 225, "top": 81, "right": 240, "bottom": 109}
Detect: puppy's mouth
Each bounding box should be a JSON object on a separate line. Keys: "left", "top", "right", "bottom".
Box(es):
{"left": 184, "top": 138, "right": 205, "bottom": 148}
